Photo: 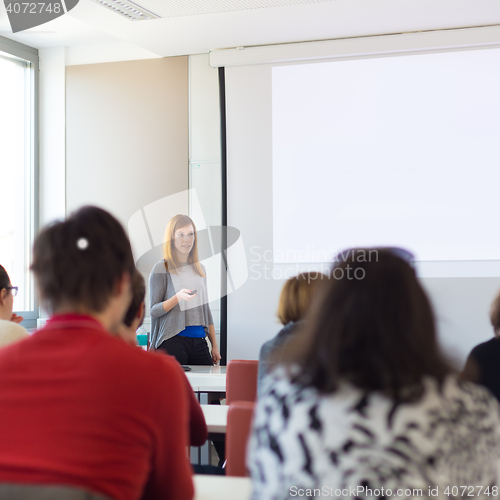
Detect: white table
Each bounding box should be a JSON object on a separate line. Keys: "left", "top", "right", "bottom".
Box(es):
{"left": 187, "top": 366, "right": 227, "bottom": 465}
{"left": 185, "top": 365, "right": 227, "bottom": 392}
{"left": 201, "top": 404, "right": 229, "bottom": 434}
{"left": 194, "top": 475, "right": 251, "bottom": 500}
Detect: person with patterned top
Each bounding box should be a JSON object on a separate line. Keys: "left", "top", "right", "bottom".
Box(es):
{"left": 248, "top": 248, "right": 500, "bottom": 500}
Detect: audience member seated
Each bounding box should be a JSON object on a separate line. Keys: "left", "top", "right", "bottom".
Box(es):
{"left": 0, "top": 206, "right": 195, "bottom": 500}
{"left": 257, "top": 272, "right": 321, "bottom": 397}
{"left": 115, "top": 269, "right": 146, "bottom": 346}
{"left": 0, "top": 265, "right": 28, "bottom": 348}
{"left": 116, "top": 268, "right": 208, "bottom": 452}
{"left": 462, "top": 290, "right": 500, "bottom": 401}
{"left": 248, "top": 248, "right": 500, "bottom": 500}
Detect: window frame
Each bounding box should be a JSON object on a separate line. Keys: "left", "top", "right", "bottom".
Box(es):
{"left": 0, "top": 36, "right": 39, "bottom": 324}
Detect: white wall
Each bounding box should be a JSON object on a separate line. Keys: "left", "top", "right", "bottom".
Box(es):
{"left": 421, "top": 277, "right": 500, "bottom": 364}
{"left": 39, "top": 47, "right": 66, "bottom": 227}
{"left": 189, "top": 55, "right": 221, "bottom": 165}
{"left": 38, "top": 42, "right": 162, "bottom": 229}
{"left": 38, "top": 45, "right": 186, "bottom": 321}
{"left": 226, "top": 63, "right": 278, "bottom": 361}
{"left": 65, "top": 56, "right": 190, "bottom": 327}
{"left": 189, "top": 54, "right": 222, "bottom": 335}
{"left": 65, "top": 42, "right": 160, "bottom": 67}
{"left": 65, "top": 57, "right": 188, "bottom": 228}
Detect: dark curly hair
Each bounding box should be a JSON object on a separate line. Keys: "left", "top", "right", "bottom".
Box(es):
{"left": 31, "top": 206, "right": 135, "bottom": 314}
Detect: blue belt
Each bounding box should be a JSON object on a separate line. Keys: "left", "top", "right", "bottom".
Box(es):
{"left": 177, "top": 325, "right": 206, "bottom": 338}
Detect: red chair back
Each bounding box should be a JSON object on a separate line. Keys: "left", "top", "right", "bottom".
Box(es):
{"left": 225, "top": 401, "right": 255, "bottom": 477}
{"left": 226, "top": 360, "right": 258, "bottom": 405}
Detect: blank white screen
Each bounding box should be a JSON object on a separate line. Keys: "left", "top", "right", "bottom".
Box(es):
{"left": 272, "top": 48, "right": 500, "bottom": 264}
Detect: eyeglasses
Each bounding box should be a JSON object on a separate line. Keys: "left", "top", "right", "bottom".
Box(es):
{"left": 4, "top": 286, "right": 18, "bottom": 297}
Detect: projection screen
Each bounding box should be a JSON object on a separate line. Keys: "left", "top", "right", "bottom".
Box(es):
{"left": 223, "top": 38, "right": 500, "bottom": 362}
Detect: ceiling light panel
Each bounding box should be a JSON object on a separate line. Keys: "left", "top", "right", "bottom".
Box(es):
{"left": 91, "top": 0, "right": 161, "bottom": 20}
{"left": 129, "top": 0, "right": 336, "bottom": 18}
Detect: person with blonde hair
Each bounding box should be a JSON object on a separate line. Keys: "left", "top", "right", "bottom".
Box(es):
{"left": 257, "top": 272, "right": 322, "bottom": 396}
{"left": 149, "top": 214, "right": 220, "bottom": 365}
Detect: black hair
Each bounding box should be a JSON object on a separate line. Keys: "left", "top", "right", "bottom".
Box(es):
{"left": 123, "top": 270, "right": 145, "bottom": 327}
{"left": 31, "top": 206, "right": 135, "bottom": 314}
{"left": 280, "top": 248, "right": 453, "bottom": 402}
{"left": 0, "top": 265, "right": 10, "bottom": 291}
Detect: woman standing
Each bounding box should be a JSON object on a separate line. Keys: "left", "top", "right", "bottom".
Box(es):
{"left": 149, "top": 214, "right": 221, "bottom": 365}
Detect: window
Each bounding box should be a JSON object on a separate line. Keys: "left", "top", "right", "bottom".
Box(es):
{"left": 0, "top": 38, "right": 38, "bottom": 320}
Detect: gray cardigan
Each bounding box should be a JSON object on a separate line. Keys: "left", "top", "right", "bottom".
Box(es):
{"left": 257, "top": 321, "right": 299, "bottom": 398}
{"left": 149, "top": 260, "right": 214, "bottom": 350}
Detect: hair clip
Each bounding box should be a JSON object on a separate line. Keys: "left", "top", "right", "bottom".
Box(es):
{"left": 77, "top": 238, "right": 89, "bottom": 250}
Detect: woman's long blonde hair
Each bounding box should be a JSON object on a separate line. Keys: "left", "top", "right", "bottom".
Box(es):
{"left": 163, "top": 214, "right": 205, "bottom": 276}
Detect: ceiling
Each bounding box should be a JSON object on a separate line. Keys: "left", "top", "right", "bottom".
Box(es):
{"left": 1, "top": 0, "right": 500, "bottom": 57}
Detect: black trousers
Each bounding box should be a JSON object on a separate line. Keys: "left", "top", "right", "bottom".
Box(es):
{"left": 157, "top": 335, "right": 212, "bottom": 365}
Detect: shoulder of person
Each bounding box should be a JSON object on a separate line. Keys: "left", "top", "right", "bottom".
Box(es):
{"left": 115, "top": 349, "right": 190, "bottom": 418}
{"left": 260, "top": 330, "right": 285, "bottom": 357}
{"left": 151, "top": 259, "right": 169, "bottom": 275}
{"left": 0, "top": 320, "right": 29, "bottom": 348}
{"left": 277, "top": 321, "right": 298, "bottom": 338}
{"left": 260, "top": 365, "right": 297, "bottom": 398}
{"left": 132, "top": 348, "right": 185, "bottom": 384}
{"left": 260, "top": 336, "right": 276, "bottom": 353}
{"left": 436, "top": 375, "right": 499, "bottom": 406}
{"left": 151, "top": 351, "right": 188, "bottom": 390}
{"left": 470, "top": 337, "right": 500, "bottom": 359}
{"left": 0, "top": 319, "right": 28, "bottom": 335}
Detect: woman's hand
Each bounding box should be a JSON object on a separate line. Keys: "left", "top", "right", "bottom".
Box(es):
{"left": 211, "top": 346, "right": 221, "bottom": 365}
{"left": 162, "top": 290, "right": 195, "bottom": 313}
{"left": 176, "top": 289, "right": 197, "bottom": 302}
{"left": 207, "top": 325, "right": 220, "bottom": 365}
{"left": 10, "top": 313, "right": 23, "bottom": 324}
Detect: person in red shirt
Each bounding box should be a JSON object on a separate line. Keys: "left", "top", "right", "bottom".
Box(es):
{"left": 0, "top": 206, "right": 196, "bottom": 500}
{"left": 117, "top": 268, "right": 208, "bottom": 449}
